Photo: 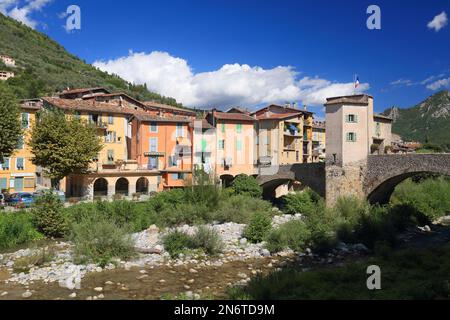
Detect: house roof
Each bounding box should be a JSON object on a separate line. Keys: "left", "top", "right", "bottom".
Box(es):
{"left": 59, "top": 87, "right": 111, "bottom": 96}
{"left": 251, "top": 104, "right": 314, "bottom": 116}
{"left": 143, "top": 101, "right": 197, "bottom": 115}
{"left": 212, "top": 110, "right": 256, "bottom": 122}
{"left": 324, "top": 94, "right": 373, "bottom": 106}
{"left": 374, "top": 113, "right": 393, "bottom": 122}
{"left": 42, "top": 97, "right": 136, "bottom": 115}
{"left": 132, "top": 109, "right": 192, "bottom": 123}
{"left": 189, "top": 119, "right": 215, "bottom": 130}
{"left": 255, "top": 112, "right": 302, "bottom": 121}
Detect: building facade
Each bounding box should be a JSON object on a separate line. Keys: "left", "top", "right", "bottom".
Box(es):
{"left": 312, "top": 121, "right": 326, "bottom": 162}
{"left": 0, "top": 100, "right": 40, "bottom": 194}
{"left": 325, "top": 94, "right": 392, "bottom": 166}
{"left": 252, "top": 104, "right": 315, "bottom": 166}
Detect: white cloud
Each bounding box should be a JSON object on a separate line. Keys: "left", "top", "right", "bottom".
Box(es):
{"left": 94, "top": 51, "right": 369, "bottom": 108}
{"left": 0, "top": 0, "right": 52, "bottom": 29}
{"left": 390, "top": 79, "right": 414, "bottom": 87}
{"left": 426, "top": 77, "right": 450, "bottom": 91}
{"left": 427, "top": 11, "right": 448, "bottom": 32}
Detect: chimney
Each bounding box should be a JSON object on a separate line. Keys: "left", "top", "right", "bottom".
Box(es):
{"left": 119, "top": 96, "right": 124, "bottom": 108}
{"left": 303, "top": 105, "right": 307, "bottom": 111}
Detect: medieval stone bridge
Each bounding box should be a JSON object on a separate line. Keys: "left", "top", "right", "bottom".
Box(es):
{"left": 257, "top": 154, "right": 450, "bottom": 206}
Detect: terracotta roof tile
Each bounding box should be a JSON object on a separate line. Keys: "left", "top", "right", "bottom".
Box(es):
{"left": 256, "top": 112, "right": 302, "bottom": 121}
{"left": 213, "top": 111, "right": 256, "bottom": 122}
{"left": 144, "top": 101, "right": 197, "bottom": 115}
{"left": 324, "top": 94, "right": 372, "bottom": 106}
{"left": 42, "top": 97, "right": 136, "bottom": 115}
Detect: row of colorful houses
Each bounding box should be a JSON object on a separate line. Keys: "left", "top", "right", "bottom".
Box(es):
{"left": 0, "top": 87, "right": 327, "bottom": 199}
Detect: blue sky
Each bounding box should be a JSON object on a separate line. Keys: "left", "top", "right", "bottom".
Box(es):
{"left": 1, "top": 0, "right": 449, "bottom": 115}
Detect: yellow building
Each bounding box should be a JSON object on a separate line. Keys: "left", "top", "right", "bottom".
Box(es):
{"left": 41, "top": 95, "right": 160, "bottom": 199}
{"left": 252, "top": 104, "right": 315, "bottom": 166}
{"left": 0, "top": 99, "right": 40, "bottom": 193}
{"left": 312, "top": 121, "right": 326, "bottom": 162}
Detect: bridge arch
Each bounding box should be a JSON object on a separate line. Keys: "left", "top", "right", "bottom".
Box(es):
{"left": 366, "top": 154, "right": 450, "bottom": 204}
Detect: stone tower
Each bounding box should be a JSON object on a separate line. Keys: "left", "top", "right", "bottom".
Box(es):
{"left": 324, "top": 94, "right": 374, "bottom": 206}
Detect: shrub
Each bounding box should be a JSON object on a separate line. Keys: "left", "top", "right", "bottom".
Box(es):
{"left": 163, "top": 230, "right": 195, "bottom": 258}
{"left": 213, "top": 195, "right": 272, "bottom": 224}
{"left": 334, "top": 196, "right": 370, "bottom": 225}
{"left": 31, "top": 191, "right": 68, "bottom": 238}
{"left": 391, "top": 178, "right": 450, "bottom": 221}
{"left": 281, "top": 191, "right": 316, "bottom": 216}
{"left": 192, "top": 226, "right": 224, "bottom": 256}
{"left": 231, "top": 174, "right": 263, "bottom": 198}
{"left": 0, "top": 212, "right": 43, "bottom": 250}
{"left": 265, "top": 220, "right": 311, "bottom": 253}
{"left": 70, "top": 214, "right": 136, "bottom": 266}
{"left": 304, "top": 207, "right": 339, "bottom": 252}
{"left": 244, "top": 211, "right": 272, "bottom": 243}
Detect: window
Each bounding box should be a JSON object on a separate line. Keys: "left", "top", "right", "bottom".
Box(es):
{"left": 149, "top": 137, "right": 158, "bottom": 152}
{"left": 108, "top": 115, "right": 114, "bottom": 125}
{"left": 17, "top": 136, "right": 24, "bottom": 149}
{"left": 21, "top": 113, "right": 29, "bottom": 129}
{"left": 236, "top": 124, "right": 243, "bottom": 133}
{"left": 105, "top": 131, "right": 117, "bottom": 143}
{"left": 346, "top": 114, "right": 358, "bottom": 123}
{"left": 221, "top": 123, "right": 226, "bottom": 133}
{"left": 172, "top": 173, "right": 184, "bottom": 180}
{"left": 150, "top": 122, "right": 158, "bottom": 133}
{"left": 168, "top": 155, "right": 176, "bottom": 167}
{"left": 218, "top": 140, "right": 225, "bottom": 150}
{"left": 74, "top": 111, "right": 81, "bottom": 120}
{"left": 236, "top": 139, "right": 243, "bottom": 151}
{"left": 148, "top": 157, "right": 158, "bottom": 170}
{"left": 1, "top": 158, "right": 10, "bottom": 170}
{"left": 16, "top": 157, "right": 25, "bottom": 170}
{"left": 375, "top": 122, "right": 381, "bottom": 137}
{"left": 176, "top": 123, "right": 184, "bottom": 137}
{"left": 346, "top": 132, "right": 357, "bottom": 142}
{"left": 24, "top": 178, "right": 35, "bottom": 189}
{"left": 107, "top": 150, "right": 114, "bottom": 163}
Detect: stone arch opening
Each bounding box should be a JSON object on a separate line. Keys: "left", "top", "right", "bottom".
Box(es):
{"left": 367, "top": 172, "right": 450, "bottom": 205}
{"left": 115, "top": 178, "right": 129, "bottom": 196}
{"left": 93, "top": 178, "right": 108, "bottom": 197}
{"left": 136, "top": 177, "right": 149, "bottom": 194}
{"left": 261, "top": 178, "right": 300, "bottom": 200}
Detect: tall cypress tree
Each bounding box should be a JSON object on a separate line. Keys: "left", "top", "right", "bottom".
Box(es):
{"left": 0, "top": 83, "right": 22, "bottom": 163}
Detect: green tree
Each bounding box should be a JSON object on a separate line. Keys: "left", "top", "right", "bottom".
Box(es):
{"left": 231, "top": 174, "right": 263, "bottom": 198}
{"left": 29, "top": 108, "right": 103, "bottom": 188}
{"left": 0, "top": 83, "right": 22, "bottom": 163}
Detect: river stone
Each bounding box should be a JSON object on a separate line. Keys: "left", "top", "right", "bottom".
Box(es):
{"left": 69, "top": 292, "right": 77, "bottom": 298}
{"left": 189, "top": 268, "right": 198, "bottom": 274}
{"left": 94, "top": 287, "right": 103, "bottom": 292}
{"left": 260, "top": 249, "right": 270, "bottom": 257}
{"left": 22, "top": 291, "right": 32, "bottom": 298}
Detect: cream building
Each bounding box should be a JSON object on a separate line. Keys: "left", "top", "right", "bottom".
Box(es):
{"left": 325, "top": 94, "right": 392, "bottom": 165}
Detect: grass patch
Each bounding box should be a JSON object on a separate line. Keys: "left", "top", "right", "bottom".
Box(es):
{"left": 13, "top": 247, "right": 55, "bottom": 273}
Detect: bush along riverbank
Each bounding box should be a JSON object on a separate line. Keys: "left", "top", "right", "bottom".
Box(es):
{"left": 0, "top": 175, "right": 449, "bottom": 299}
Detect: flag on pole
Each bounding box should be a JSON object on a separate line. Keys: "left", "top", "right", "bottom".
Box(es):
{"left": 354, "top": 76, "right": 360, "bottom": 88}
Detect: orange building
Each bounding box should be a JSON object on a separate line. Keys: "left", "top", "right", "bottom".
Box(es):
{"left": 132, "top": 107, "right": 195, "bottom": 190}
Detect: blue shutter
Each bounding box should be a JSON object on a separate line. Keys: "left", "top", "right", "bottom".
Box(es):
{"left": 16, "top": 157, "right": 24, "bottom": 170}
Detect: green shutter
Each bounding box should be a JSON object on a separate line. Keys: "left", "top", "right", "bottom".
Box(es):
{"left": 236, "top": 124, "right": 243, "bottom": 133}
{"left": 0, "top": 178, "right": 7, "bottom": 190}
{"left": 201, "top": 139, "right": 207, "bottom": 152}
{"left": 221, "top": 123, "right": 226, "bottom": 133}
{"left": 236, "top": 140, "right": 243, "bottom": 151}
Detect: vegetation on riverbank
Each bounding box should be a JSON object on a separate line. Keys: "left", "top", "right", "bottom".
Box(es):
{"left": 1, "top": 175, "right": 449, "bottom": 268}
{"left": 229, "top": 242, "right": 450, "bottom": 300}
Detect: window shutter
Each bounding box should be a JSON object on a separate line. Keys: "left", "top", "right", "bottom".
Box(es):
{"left": 355, "top": 115, "right": 358, "bottom": 123}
